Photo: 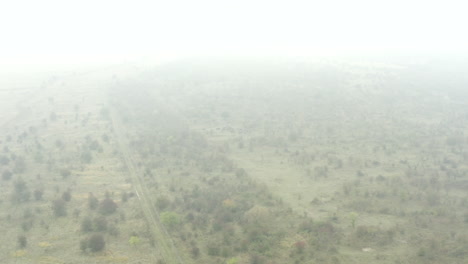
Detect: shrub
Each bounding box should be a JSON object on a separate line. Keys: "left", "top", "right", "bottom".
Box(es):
{"left": 60, "top": 168, "right": 71, "bottom": 178}
{"left": 207, "top": 244, "right": 220, "bottom": 256}
{"left": 94, "top": 217, "right": 108, "bottom": 231}
{"left": 0, "top": 155, "right": 10, "bottom": 165}
{"left": 62, "top": 190, "right": 71, "bottom": 202}
{"left": 88, "top": 193, "right": 99, "bottom": 210}
{"left": 17, "top": 235, "right": 27, "bottom": 248}
{"left": 160, "top": 211, "right": 180, "bottom": 229}
{"left": 81, "top": 217, "right": 93, "bottom": 233}
{"left": 227, "top": 257, "right": 238, "bottom": 264}
{"left": 52, "top": 198, "right": 67, "bottom": 217}
{"left": 81, "top": 151, "right": 92, "bottom": 164}
{"left": 34, "top": 189, "right": 43, "bottom": 201}
{"left": 121, "top": 192, "right": 128, "bottom": 203}
{"left": 21, "top": 220, "right": 33, "bottom": 231}
{"left": 191, "top": 246, "right": 200, "bottom": 258}
{"left": 87, "top": 233, "right": 105, "bottom": 252}
{"left": 293, "top": 240, "right": 306, "bottom": 254}
{"left": 108, "top": 224, "right": 120, "bottom": 236}
{"left": 13, "top": 156, "right": 26, "bottom": 173}
{"left": 99, "top": 198, "right": 117, "bottom": 215}
{"left": 156, "top": 196, "right": 170, "bottom": 210}
{"left": 2, "top": 170, "right": 12, "bottom": 181}
{"left": 250, "top": 254, "right": 266, "bottom": 264}
{"left": 129, "top": 236, "right": 140, "bottom": 246}
{"left": 80, "top": 239, "right": 87, "bottom": 252}
{"left": 11, "top": 178, "right": 31, "bottom": 203}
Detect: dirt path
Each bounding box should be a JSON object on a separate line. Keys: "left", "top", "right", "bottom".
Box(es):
{"left": 110, "top": 108, "right": 186, "bottom": 264}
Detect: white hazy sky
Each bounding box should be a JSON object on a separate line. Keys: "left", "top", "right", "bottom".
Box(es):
{"left": 1, "top": 0, "right": 467, "bottom": 67}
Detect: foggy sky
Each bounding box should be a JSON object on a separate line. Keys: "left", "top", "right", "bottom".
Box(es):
{"left": 1, "top": 0, "right": 467, "bottom": 68}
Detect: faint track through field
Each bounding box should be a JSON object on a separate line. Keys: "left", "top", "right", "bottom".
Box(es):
{"left": 110, "top": 108, "right": 185, "bottom": 264}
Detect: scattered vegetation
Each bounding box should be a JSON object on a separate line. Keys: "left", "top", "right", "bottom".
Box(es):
{"left": 0, "top": 58, "right": 467, "bottom": 263}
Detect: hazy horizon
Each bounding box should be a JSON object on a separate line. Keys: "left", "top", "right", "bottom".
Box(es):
{"left": 1, "top": 0, "right": 468, "bottom": 71}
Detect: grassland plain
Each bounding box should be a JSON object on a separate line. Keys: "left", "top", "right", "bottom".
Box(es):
{"left": 1, "top": 58, "right": 467, "bottom": 264}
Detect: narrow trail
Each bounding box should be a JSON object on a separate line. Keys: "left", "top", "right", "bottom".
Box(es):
{"left": 110, "top": 108, "right": 186, "bottom": 264}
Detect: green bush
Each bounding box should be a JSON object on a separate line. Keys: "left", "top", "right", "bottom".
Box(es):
{"left": 160, "top": 211, "right": 180, "bottom": 229}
